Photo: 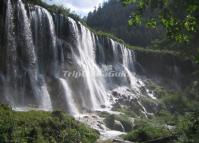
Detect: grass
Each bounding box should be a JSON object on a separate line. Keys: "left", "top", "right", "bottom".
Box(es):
{"left": 0, "top": 105, "right": 99, "bottom": 143}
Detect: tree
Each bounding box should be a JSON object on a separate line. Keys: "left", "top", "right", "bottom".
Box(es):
{"left": 86, "top": 0, "right": 165, "bottom": 47}
{"left": 121, "top": 0, "right": 199, "bottom": 42}
{"left": 121, "top": 0, "right": 199, "bottom": 62}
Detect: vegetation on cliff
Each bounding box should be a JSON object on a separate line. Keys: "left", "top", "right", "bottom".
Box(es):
{"left": 123, "top": 111, "right": 199, "bottom": 143}
{"left": 25, "top": 0, "right": 81, "bottom": 21}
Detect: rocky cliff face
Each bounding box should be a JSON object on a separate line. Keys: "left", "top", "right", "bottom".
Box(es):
{"left": 135, "top": 51, "right": 195, "bottom": 89}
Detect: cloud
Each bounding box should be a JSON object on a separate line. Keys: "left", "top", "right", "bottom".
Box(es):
{"left": 43, "top": 0, "right": 107, "bottom": 17}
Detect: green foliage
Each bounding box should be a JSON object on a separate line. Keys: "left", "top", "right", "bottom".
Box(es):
{"left": 93, "top": 30, "right": 177, "bottom": 56}
{"left": 160, "top": 92, "right": 193, "bottom": 114}
{"left": 113, "top": 104, "right": 138, "bottom": 117}
{"left": 123, "top": 111, "right": 199, "bottom": 143}
{"left": 87, "top": 0, "right": 165, "bottom": 47}
{"left": 0, "top": 105, "right": 99, "bottom": 143}
{"left": 123, "top": 122, "right": 171, "bottom": 142}
{"left": 87, "top": 27, "right": 168, "bottom": 54}
{"left": 104, "top": 114, "right": 134, "bottom": 132}
{"left": 104, "top": 114, "right": 115, "bottom": 129}
{"left": 25, "top": 0, "right": 81, "bottom": 21}
{"left": 183, "top": 112, "right": 199, "bottom": 143}
{"left": 96, "top": 31, "right": 125, "bottom": 44}
{"left": 115, "top": 115, "right": 134, "bottom": 132}
{"left": 146, "top": 19, "right": 157, "bottom": 28}
{"left": 121, "top": 0, "right": 199, "bottom": 43}
{"left": 121, "top": 0, "right": 199, "bottom": 63}
{"left": 128, "top": 14, "right": 142, "bottom": 25}
{"left": 45, "top": 5, "right": 70, "bottom": 17}
{"left": 145, "top": 79, "right": 199, "bottom": 115}
{"left": 26, "top": 0, "right": 43, "bottom": 5}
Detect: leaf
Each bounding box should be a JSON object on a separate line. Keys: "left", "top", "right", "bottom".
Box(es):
{"left": 128, "top": 14, "right": 142, "bottom": 26}
{"left": 121, "top": 0, "right": 137, "bottom": 5}
{"left": 146, "top": 19, "right": 157, "bottom": 28}
{"left": 184, "top": 15, "right": 197, "bottom": 32}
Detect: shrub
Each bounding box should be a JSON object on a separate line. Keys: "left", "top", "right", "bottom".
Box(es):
{"left": 0, "top": 105, "right": 99, "bottom": 143}
{"left": 123, "top": 123, "right": 171, "bottom": 142}
{"left": 115, "top": 115, "right": 134, "bottom": 132}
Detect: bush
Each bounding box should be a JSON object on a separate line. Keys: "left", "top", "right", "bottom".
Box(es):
{"left": 176, "top": 111, "right": 199, "bottom": 143}
{"left": 104, "top": 114, "right": 115, "bottom": 129}
{"left": 0, "top": 105, "right": 99, "bottom": 143}
{"left": 115, "top": 115, "right": 134, "bottom": 132}
{"left": 123, "top": 123, "right": 171, "bottom": 142}
{"left": 104, "top": 114, "right": 134, "bottom": 132}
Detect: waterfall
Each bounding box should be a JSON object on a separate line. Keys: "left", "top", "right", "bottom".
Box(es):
{"left": 121, "top": 45, "right": 133, "bottom": 68}
{"left": 121, "top": 47, "right": 139, "bottom": 89}
{"left": 68, "top": 18, "right": 109, "bottom": 110}
{"left": 0, "top": 0, "right": 155, "bottom": 117}
{"left": 138, "top": 101, "right": 148, "bottom": 118}
{"left": 5, "top": 0, "right": 17, "bottom": 79}
{"left": 30, "top": 5, "right": 59, "bottom": 76}
{"left": 40, "top": 8, "right": 58, "bottom": 76}
{"left": 4, "top": 0, "right": 17, "bottom": 104}
{"left": 40, "top": 81, "right": 52, "bottom": 111}
{"left": 115, "top": 120, "right": 125, "bottom": 132}
{"left": 59, "top": 78, "right": 79, "bottom": 115}
{"left": 17, "top": 0, "right": 37, "bottom": 67}
{"left": 120, "top": 45, "right": 143, "bottom": 92}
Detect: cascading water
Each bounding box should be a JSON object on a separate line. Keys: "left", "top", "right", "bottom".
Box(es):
{"left": 59, "top": 78, "right": 79, "bottom": 115}
{"left": 40, "top": 81, "right": 52, "bottom": 111}
{"left": 17, "top": 0, "right": 37, "bottom": 67}
{"left": 5, "top": 0, "right": 17, "bottom": 80}
{"left": 68, "top": 18, "right": 109, "bottom": 110}
{"left": 0, "top": 0, "right": 161, "bottom": 140}
{"left": 1, "top": 0, "right": 155, "bottom": 118}
{"left": 4, "top": 0, "right": 17, "bottom": 104}
{"left": 40, "top": 8, "right": 58, "bottom": 76}
{"left": 121, "top": 47, "right": 142, "bottom": 92}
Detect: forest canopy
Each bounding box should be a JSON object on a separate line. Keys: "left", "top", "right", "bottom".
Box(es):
{"left": 86, "top": 0, "right": 165, "bottom": 47}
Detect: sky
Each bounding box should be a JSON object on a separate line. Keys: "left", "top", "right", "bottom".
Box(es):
{"left": 43, "top": 0, "right": 107, "bottom": 17}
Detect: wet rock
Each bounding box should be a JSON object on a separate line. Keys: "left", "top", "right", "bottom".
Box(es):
{"left": 104, "top": 114, "right": 115, "bottom": 129}
{"left": 101, "top": 105, "right": 106, "bottom": 108}
{"left": 92, "top": 115, "right": 97, "bottom": 118}
{"left": 97, "top": 123, "right": 104, "bottom": 130}
{"left": 84, "top": 116, "right": 89, "bottom": 118}
{"left": 112, "top": 91, "right": 120, "bottom": 97}
{"left": 114, "top": 120, "right": 125, "bottom": 132}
